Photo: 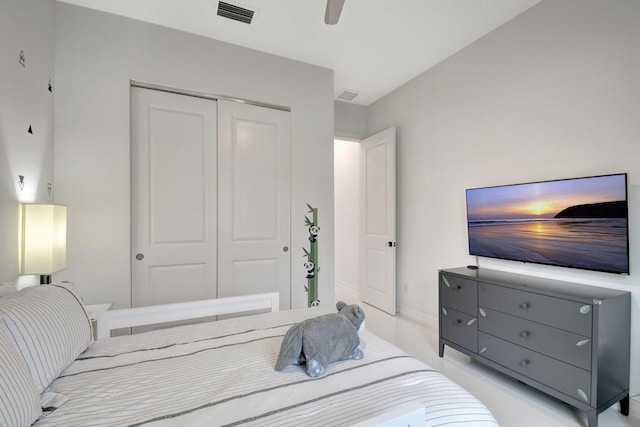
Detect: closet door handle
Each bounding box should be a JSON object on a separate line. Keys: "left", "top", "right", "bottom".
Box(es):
{"left": 135, "top": 253, "right": 144, "bottom": 261}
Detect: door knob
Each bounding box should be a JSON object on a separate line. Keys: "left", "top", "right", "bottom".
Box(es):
{"left": 283, "top": 246, "right": 289, "bottom": 252}
{"left": 135, "top": 253, "right": 144, "bottom": 261}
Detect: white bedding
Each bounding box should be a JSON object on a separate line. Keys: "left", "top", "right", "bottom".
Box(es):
{"left": 35, "top": 308, "right": 497, "bottom": 426}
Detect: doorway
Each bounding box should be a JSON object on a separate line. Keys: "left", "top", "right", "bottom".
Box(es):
{"left": 334, "top": 139, "right": 361, "bottom": 298}
{"left": 334, "top": 127, "right": 396, "bottom": 314}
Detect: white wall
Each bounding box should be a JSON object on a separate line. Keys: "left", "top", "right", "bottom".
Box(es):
{"left": 0, "top": 0, "right": 55, "bottom": 287}
{"left": 334, "top": 139, "right": 360, "bottom": 294}
{"left": 367, "top": 0, "right": 640, "bottom": 393}
{"left": 54, "top": 3, "right": 335, "bottom": 311}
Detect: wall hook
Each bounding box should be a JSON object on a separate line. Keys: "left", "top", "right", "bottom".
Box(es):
{"left": 18, "top": 175, "right": 25, "bottom": 191}
{"left": 47, "top": 183, "right": 52, "bottom": 196}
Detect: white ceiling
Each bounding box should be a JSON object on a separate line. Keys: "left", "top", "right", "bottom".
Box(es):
{"left": 57, "top": 0, "right": 541, "bottom": 106}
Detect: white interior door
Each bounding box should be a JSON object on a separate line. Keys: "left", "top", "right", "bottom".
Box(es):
{"left": 360, "top": 127, "right": 396, "bottom": 315}
{"left": 131, "top": 87, "right": 218, "bottom": 308}
{"left": 217, "top": 99, "right": 291, "bottom": 309}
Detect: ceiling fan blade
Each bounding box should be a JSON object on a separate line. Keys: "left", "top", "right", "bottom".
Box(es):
{"left": 324, "top": 0, "right": 345, "bottom": 25}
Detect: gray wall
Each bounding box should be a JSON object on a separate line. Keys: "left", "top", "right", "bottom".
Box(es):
{"left": 54, "top": 3, "right": 335, "bottom": 310}
{"left": 335, "top": 101, "right": 368, "bottom": 141}
{"left": 0, "top": 0, "right": 55, "bottom": 287}
{"left": 367, "top": 0, "right": 640, "bottom": 392}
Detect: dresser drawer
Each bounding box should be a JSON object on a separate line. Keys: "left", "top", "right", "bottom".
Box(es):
{"left": 478, "top": 282, "right": 592, "bottom": 336}
{"left": 440, "top": 306, "right": 477, "bottom": 353}
{"left": 478, "top": 308, "right": 592, "bottom": 370}
{"left": 479, "top": 332, "right": 592, "bottom": 405}
{"left": 440, "top": 273, "right": 477, "bottom": 315}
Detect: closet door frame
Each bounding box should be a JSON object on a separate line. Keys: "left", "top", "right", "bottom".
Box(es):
{"left": 131, "top": 82, "right": 291, "bottom": 310}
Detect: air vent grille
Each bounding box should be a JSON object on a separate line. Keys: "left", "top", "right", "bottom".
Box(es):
{"left": 336, "top": 89, "right": 359, "bottom": 101}
{"left": 217, "top": 1, "right": 255, "bottom": 24}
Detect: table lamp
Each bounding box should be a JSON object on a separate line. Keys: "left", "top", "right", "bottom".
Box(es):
{"left": 19, "top": 204, "right": 67, "bottom": 284}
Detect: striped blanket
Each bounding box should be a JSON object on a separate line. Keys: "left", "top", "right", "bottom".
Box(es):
{"left": 35, "top": 308, "right": 497, "bottom": 426}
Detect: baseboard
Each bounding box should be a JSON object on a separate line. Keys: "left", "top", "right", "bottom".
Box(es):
{"left": 335, "top": 281, "right": 438, "bottom": 330}
{"left": 631, "top": 394, "right": 640, "bottom": 411}
{"left": 397, "top": 303, "right": 437, "bottom": 329}
{"left": 335, "top": 279, "right": 359, "bottom": 302}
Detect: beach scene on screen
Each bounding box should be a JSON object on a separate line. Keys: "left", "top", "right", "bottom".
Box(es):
{"left": 466, "top": 174, "right": 628, "bottom": 273}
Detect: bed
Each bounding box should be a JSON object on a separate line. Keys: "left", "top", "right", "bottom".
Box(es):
{"left": 0, "top": 283, "right": 498, "bottom": 427}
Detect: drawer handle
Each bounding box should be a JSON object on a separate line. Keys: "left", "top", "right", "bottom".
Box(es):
{"left": 577, "top": 388, "right": 589, "bottom": 403}
{"left": 479, "top": 307, "right": 487, "bottom": 317}
{"left": 519, "top": 303, "right": 530, "bottom": 310}
{"left": 519, "top": 359, "right": 530, "bottom": 367}
{"left": 579, "top": 305, "right": 591, "bottom": 315}
{"left": 479, "top": 347, "right": 487, "bottom": 354}
{"left": 520, "top": 331, "right": 530, "bottom": 338}
{"left": 441, "top": 307, "right": 448, "bottom": 316}
{"left": 576, "top": 339, "right": 590, "bottom": 347}
{"left": 442, "top": 276, "right": 451, "bottom": 288}
{"left": 467, "top": 318, "right": 477, "bottom": 326}
{"left": 455, "top": 319, "right": 463, "bottom": 325}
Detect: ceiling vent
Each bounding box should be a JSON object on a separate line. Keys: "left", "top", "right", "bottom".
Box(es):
{"left": 335, "top": 89, "right": 359, "bottom": 102}
{"left": 217, "top": 1, "right": 255, "bottom": 24}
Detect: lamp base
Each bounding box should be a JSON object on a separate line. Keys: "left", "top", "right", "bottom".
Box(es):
{"left": 40, "top": 275, "right": 52, "bottom": 285}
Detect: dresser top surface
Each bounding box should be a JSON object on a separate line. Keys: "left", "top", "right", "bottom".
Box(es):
{"left": 440, "top": 267, "right": 629, "bottom": 301}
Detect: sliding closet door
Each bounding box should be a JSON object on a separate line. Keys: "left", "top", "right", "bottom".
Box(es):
{"left": 131, "top": 87, "right": 218, "bottom": 308}
{"left": 217, "top": 99, "right": 291, "bottom": 309}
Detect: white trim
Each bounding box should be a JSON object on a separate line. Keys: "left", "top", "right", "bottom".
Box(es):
{"left": 397, "top": 303, "right": 436, "bottom": 329}
{"left": 96, "top": 292, "right": 279, "bottom": 340}
{"left": 130, "top": 80, "right": 291, "bottom": 112}
{"left": 335, "top": 278, "right": 359, "bottom": 299}
{"left": 334, "top": 131, "right": 364, "bottom": 142}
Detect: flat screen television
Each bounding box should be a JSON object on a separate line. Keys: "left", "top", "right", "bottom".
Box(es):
{"left": 466, "top": 173, "right": 629, "bottom": 274}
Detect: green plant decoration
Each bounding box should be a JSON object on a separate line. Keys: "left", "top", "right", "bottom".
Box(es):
{"left": 303, "top": 203, "right": 319, "bottom": 307}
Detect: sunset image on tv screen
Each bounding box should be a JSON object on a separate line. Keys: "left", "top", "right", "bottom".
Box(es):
{"left": 466, "top": 174, "right": 629, "bottom": 274}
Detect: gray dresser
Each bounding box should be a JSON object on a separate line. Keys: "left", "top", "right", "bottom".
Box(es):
{"left": 439, "top": 267, "right": 630, "bottom": 427}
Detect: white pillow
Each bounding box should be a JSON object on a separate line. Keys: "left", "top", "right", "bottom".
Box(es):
{"left": 0, "top": 283, "right": 93, "bottom": 393}
{"left": 0, "top": 326, "right": 42, "bottom": 427}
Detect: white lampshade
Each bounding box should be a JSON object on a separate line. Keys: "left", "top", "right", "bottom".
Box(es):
{"left": 19, "top": 204, "right": 67, "bottom": 276}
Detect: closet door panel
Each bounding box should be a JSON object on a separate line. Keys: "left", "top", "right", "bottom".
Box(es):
{"left": 217, "top": 99, "right": 291, "bottom": 309}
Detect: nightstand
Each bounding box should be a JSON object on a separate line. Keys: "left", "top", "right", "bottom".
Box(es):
{"left": 86, "top": 303, "right": 113, "bottom": 339}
